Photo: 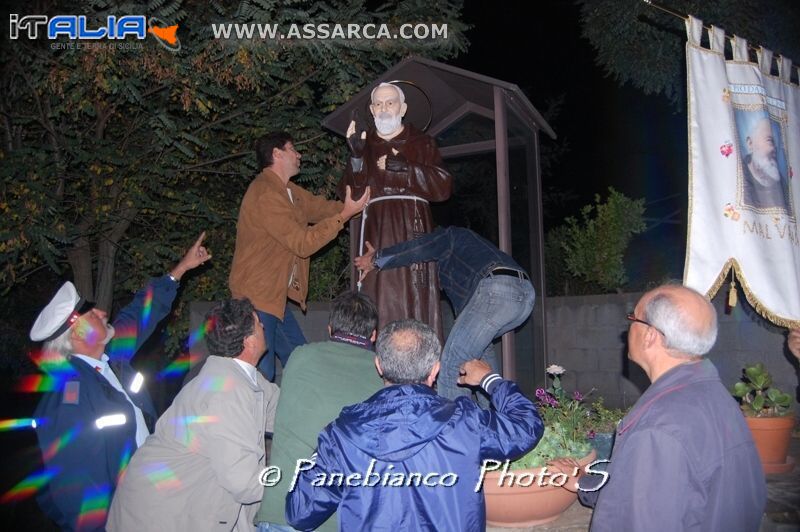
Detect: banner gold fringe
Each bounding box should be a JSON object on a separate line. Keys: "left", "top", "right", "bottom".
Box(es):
{"left": 704, "top": 258, "right": 800, "bottom": 329}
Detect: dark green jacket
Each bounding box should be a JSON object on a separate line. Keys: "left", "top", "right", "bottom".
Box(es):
{"left": 256, "top": 340, "right": 382, "bottom": 530}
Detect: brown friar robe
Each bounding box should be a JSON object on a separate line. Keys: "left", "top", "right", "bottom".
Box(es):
{"left": 338, "top": 124, "right": 452, "bottom": 339}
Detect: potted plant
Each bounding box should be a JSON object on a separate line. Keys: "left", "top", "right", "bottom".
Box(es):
{"left": 732, "top": 362, "right": 796, "bottom": 474}
{"left": 483, "top": 365, "right": 597, "bottom": 527}
{"left": 584, "top": 398, "right": 629, "bottom": 461}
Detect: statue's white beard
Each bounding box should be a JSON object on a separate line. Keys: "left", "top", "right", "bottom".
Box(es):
{"left": 751, "top": 152, "right": 780, "bottom": 186}
{"left": 101, "top": 324, "right": 115, "bottom": 345}
{"left": 374, "top": 112, "right": 402, "bottom": 136}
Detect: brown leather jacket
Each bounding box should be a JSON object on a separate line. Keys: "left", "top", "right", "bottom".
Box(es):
{"left": 338, "top": 124, "right": 452, "bottom": 338}
{"left": 230, "top": 169, "right": 344, "bottom": 318}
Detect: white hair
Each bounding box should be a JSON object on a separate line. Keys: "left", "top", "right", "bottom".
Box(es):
{"left": 644, "top": 289, "right": 718, "bottom": 357}
{"left": 370, "top": 82, "right": 405, "bottom": 105}
{"left": 44, "top": 327, "right": 74, "bottom": 358}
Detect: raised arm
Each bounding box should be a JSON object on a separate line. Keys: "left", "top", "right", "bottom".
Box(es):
{"left": 258, "top": 186, "right": 369, "bottom": 259}
{"left": 465, "top": 359, "right": 544, "bottom": 461}
{"left": 108, "top": 232, "right": 211, "bottom": 361}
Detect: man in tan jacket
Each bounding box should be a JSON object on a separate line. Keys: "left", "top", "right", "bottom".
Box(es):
{"left": 107, "top": 298, "right": 280, "bottom": 531}
{"left": 230, "top": 132, "right": 369, "bottom": 381}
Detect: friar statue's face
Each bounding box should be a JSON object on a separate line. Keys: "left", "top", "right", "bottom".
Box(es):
{"left": 370, "top": 84, "right": 407, "bottom": 137}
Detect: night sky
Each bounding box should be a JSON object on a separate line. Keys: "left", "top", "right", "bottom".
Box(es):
{"left": 453, "top": 1, "right": 688, "bottom": 284}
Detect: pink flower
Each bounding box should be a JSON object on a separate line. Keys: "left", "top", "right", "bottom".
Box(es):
{"left": 573, "top": 390, "right": 584, "bottom": 401}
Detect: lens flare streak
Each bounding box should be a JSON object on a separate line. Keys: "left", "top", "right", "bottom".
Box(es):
{"left": 188, "top": 317, "right": 215, "bottom": 348}
{"left": 144, "top": 463, "right": 181, "bottom": 491}
{"left": 76, "top": 485, "right": 110, "bottom": 530}
{"left": 0, "top": 468, "right": 59, "bottom": 503}
{"left": 140, "top": 285, "right": 154, "bottom": 332}
{"left": 107, "top": 323, "right": 137, "bottom": 361}
{"left": 157, "top": 354, "right": 198, "bottom": 379}
{"left": 42, "top": 427, "right": 79, "bottom": 461}
{"left": 15, "top": 374, "right": 60, "bottom": 393}
{"left": 0, "top": 418, "right": 38, "bottom": 431}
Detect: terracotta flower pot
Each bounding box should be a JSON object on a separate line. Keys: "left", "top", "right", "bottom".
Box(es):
{"left": 745, "top": 415, "right": 796, "bottom": 474}
{"left": 484, "top": 449, "right": 597, "bottom": 527}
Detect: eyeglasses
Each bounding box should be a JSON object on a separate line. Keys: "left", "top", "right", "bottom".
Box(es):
{"left": 626, "top": 312, "right": 665, "bottom": 337}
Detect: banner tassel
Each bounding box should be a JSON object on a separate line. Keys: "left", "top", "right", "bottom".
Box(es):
{"left": 727, "top": 271, "right": 737, "bottom": 312}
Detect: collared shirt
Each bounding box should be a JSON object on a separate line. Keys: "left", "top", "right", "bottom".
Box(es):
{"left": 72, "top": 353, "right": 149, "bottom": 447}
{"left": 233, "top": 358, "right": 258, "bottom": 386}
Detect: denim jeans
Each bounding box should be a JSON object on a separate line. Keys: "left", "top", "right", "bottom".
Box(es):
{"left": 256, "top": 305, "right": 307, "bottom": 382}
{"left": 438, "top": 275, "right": 535, "bottom": 408}
{"left": 256, "top": 522, "right": 299, "bottom": 532}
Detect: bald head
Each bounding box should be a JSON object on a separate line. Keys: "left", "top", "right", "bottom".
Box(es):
{"left": 640, "top": 285, "right": 718, "bottom": 357}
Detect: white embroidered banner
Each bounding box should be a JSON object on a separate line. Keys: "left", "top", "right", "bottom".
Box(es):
{"left": 683, "top": 16, "right": 800, "bottom": 327}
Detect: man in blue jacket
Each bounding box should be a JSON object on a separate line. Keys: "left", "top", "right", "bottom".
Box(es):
{"left": 29, "top": 232, "right": 211, "bottom": 531}
{"left": 286, "top": 319, "right": 543, "bottom": 532}
{"left": 355, "top": 226, "right": 535, "bottom": 406}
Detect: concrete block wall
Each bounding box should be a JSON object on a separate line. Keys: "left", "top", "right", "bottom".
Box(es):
{"left": 544, "top": 292, "right": 800, "bottom": 411}
{"left": 190, "top": 293, "right": 799, "bottom": 412}
{"left": 544, "top": 292, "right": 647, "bottom": 409}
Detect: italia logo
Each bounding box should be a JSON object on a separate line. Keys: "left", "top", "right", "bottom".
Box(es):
{"left": 8, "top": 14, "right": 181, "bottom": 52}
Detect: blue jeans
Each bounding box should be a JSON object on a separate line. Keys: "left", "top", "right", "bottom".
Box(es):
{"left": 256, "top": 522, "right": 299, "bottom": 532}
{"left": 438, "top": 275, "right": 535, "bottom": 408}
{"left": 256, "top": 305, "right": 307, "bottom": 382}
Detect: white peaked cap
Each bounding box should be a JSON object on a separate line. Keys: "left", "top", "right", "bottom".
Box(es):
{"left": 30, "top": 281, "right": 83, "bottom": 342}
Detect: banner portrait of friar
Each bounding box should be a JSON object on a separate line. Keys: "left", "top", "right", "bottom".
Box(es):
{"left": 683, "top": 16, "right": 800, "bottom": 327}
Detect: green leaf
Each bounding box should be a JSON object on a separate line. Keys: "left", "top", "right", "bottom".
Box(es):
{"left": 732, "top": 382, "right": 751, "bottom": 398}
{"left": 774, "top": 393, "right": 792, "bottom": 408}
{"left": 752, "top": 395, "right": 765, "bottom": 412}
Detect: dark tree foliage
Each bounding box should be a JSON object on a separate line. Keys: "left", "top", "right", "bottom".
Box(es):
{"left": 576, "top": 0, "right": 800, "bottom": 107}
{"left": 0, "top": 0, "right": 467, "bottom": 355}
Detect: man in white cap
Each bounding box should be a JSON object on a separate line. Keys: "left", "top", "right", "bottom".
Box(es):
{"left": 30, "top": 232, "right": 211, "bottom": 531}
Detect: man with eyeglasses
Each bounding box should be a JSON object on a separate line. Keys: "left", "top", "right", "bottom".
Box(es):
{"left": 230, "top": 132, "right": 370, "bottom": 381}
{"left": 338, "top": 82, "right": 452, "bottom": 342}
{"left": 553, "top": 284, "right": 765, "bottom": 531}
